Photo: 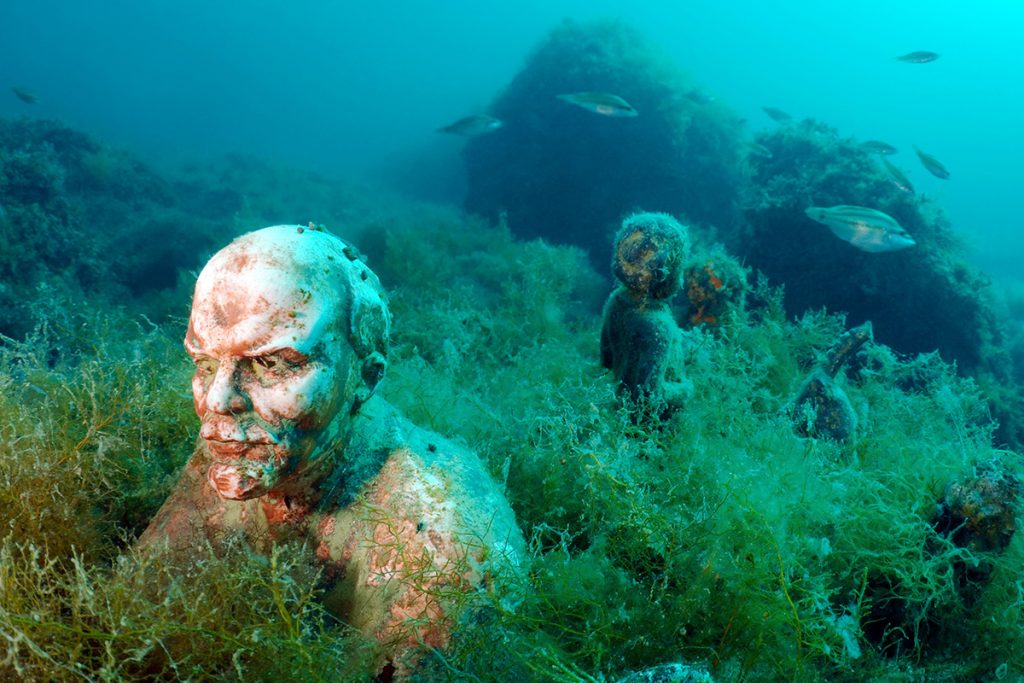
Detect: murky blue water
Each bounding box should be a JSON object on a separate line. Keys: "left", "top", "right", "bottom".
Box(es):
{"left": 1, "top": 0, "right": 1019, "bottom": 279}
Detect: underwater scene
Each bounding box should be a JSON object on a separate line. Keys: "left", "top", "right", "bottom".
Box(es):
{"left": 2, "top": 1, "right": 1023, "bottom": 681}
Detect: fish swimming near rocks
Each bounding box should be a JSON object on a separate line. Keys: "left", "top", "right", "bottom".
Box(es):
{"left": 685, "top": 89, "right": 716, "bottom": 104}
{"left": 913, "top": 146, "right": 950, "bottom": 179}
{"left": 897, "top": 50, "right": 940, "bottom": 63}
{"left": 556, "top": 92, "right": 638, "bottom": 117}
{"left": 762, "top": 106, "right": 793, "bottom": 122}
{"left": 11, "top": 86, "right": 38, "bottom": 104}
{"left": 860, "top": 140, "right": 898, "bottom": 155}
{"left": 436, "top": 114, "right": 503, "bottom": 136}
{"left": 805, "top": 205, "right": 916, "bottom": 252}
{"left": 880, "top": 156, "right": 914, "bottom": 194}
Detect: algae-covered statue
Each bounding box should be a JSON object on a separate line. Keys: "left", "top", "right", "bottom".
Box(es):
{"left": 792, "top": 321, "right": 873, "bottom": 443}
{"left": 932, "top": 461, "right": 1019, "bottom": 601}
{"left": 137, "top": 225, "right": 524, "bottom": 678}
{"left": 601, "top": 212, "right": 693, "bottom": 416}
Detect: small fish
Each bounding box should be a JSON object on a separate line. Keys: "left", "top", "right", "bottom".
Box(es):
{"left": 685, "top": 89, "right": 716, "bottom": 104}
{"left": 805, "top": 205, "right": 916, "bottom": 252}
{"left": 860, "top": 140, "right": 898, "bottom": 155}
{"left": 436, "top": 114, "right": 503, "bottom": 136}
{"left": 556, "top": 92, "right": 637, "bottom": 117}
{"left": 913, "top": 146, "right": 950, "bottom": 179}
{"left": 762, "top": 106, "right": 792, "bottom": 122}
{"left": 897, "top": 50, "right": 940, "bottom": 63}
{"left": 880, "top": 156, "right": 914, "bottom": 194}
{"left": 11, "top": 86, "right": 38, "bottom": 104}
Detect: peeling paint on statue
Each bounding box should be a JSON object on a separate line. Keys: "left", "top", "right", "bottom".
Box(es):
{"left": 137, "top": 225, "right": 524, "bottom": 678}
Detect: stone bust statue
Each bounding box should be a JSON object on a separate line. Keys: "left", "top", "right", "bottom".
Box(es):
{"left": 137, "top": 224, "right": 524, "bottom": 678}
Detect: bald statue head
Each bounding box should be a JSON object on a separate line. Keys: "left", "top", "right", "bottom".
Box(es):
{"left": 185, "top": 225, "right": 390, "bottom": 501}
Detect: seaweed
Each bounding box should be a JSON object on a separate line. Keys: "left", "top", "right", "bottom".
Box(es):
{"left": 1, "top": 118, "right": 1021, "bottom": 680}
{"left": 360, "top": 209, "right": 1023, "bottom": 681}
{"left": 740, "top": 118, "right": 1024, "bottom": 450}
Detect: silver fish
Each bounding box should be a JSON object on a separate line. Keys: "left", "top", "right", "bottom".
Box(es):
{"left": 897, "top": 50, "right": 940, "bottom": 63}
{"left": 11, "top": 86, "right": 38, "bottom": 104}
{"left": 436, "top": 114, "right": 502, "bottom": 136}
{"left": 860, "top": 140, "right": 898, "bottom": 155}
{"left": 913, "top": 146, "right": 950, "bottom": 179}
{"left": 805, "top": 205, "right": 915, "bottom": 252}
{"left": 762, "top": 106, "right": 792, "bottom": 122}
{"left": 685, "top": 89, "right": 716, "bottom": 104}
{"left": 880, "top": 156, "right": 914, "bottom": 194}
{"left": 557, "top": 92, "right": 637, "bottom": 117}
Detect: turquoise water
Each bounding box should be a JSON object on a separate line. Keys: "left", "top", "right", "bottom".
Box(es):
{"left": 2, "top": 1, "right": 1020, "bottom": 277}
{"left": 2, "top": 3, "right": 1024, "bottom": 679}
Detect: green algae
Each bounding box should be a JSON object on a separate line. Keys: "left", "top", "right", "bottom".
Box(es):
{"left": 370, "top": 213, "right": 1023, "bottom": 681}
{"left": 0, "top": 183, "right": 1020, "bottom": 681}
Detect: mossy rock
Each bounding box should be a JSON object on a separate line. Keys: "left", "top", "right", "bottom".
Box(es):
{"left": 463, "top": 19, "right": 746, "bottom": 269}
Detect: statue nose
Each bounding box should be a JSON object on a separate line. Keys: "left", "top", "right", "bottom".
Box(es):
{"left": 206, "top": 362, "right": 250, "bottom": 415}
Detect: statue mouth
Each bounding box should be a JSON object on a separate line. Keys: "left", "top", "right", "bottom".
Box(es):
{"left": 207, "top": 460, "right": 271, "bottom": 500}
{"left": 206, "top": 439, "right": 268, "bottom": 458}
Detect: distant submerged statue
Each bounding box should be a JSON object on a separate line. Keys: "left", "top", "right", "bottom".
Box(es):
{"left": 792, "top": 321, "right": 873, "bottom": 443}
{"left": 601, "top": 212, "right": 693, "bottom": 417}
{"left": 137, "top": 225, "right": 524, "bottom": 679}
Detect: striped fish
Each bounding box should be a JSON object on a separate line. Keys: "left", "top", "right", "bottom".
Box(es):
{"left": 805, "top": 205, "right": 916, "bottom": 252}
{"left": 914, "top": 146, "right": 950, "bottom": 179}
{"left": 557, "top": 92, "right": 638, "bottom": 117}
{"left": 860, "top": 139, "right": 898, "bottom": 155}
{"left": 881, "top": 156, "right": 915, "bottom": 194}
{"left": 897, "top": 50, "right": 939, "bottom": 63}
{"left": 436, "top": 114, "right": 503, "bottom": 136}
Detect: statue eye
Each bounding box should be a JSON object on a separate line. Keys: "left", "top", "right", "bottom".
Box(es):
{"left": 251, "top": 351, "right": 305, "bottom": 379}
{"left": 253, "top": 355, "right": 281, "bottom": 371}
{"left": 193, "top": 357, "right": 218, "bottom": 378}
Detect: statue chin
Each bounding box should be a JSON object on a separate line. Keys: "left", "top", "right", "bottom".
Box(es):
{"left": 208, "top": 462, "right": 273, "bottom": 500}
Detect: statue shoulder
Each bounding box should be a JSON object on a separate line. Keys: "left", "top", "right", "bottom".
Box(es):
{"left": 348, "top": 398, "right": 525, "bottom": 557}
{"left": 353, "top": 398, "right": 488, "bottom": 484}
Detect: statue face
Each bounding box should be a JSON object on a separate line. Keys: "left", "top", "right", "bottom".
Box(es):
{"left": 615, "top": 229, "right": 666, "bottom": 292}
{"left": 185, "top": 227, "right": 362, "bottom": 501}
{"left": 612, "top": 213, "right": 688, "bottom": 300}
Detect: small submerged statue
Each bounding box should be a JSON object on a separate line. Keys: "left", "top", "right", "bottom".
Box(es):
{"left": 934, "top": 461, "right": 1019, "bottom": 555}
{"left": 601, "top": 212, "right": 693, "bottom": 417}
{"left": 137, "top": 225, "right": 524, "bottom": 679}
{"left": 864, "top": 460, "right": 1019, "bottom": 652}
{"left": 932, "top": 461, "right": 1019, "bottom": 606}
{"left": 792, "top": 321, "right": 873, "bottom": 443}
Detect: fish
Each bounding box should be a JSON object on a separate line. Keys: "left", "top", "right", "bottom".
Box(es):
{"left": 805, "top": 205, "right": 916, "bottom": 252}
{"left": 11, "top": 86, "right": 38, "bottom": 104}
{"left": 913, "top": 146, "right": 950, "bottom": 179}
{"left": 436, "top": 114, "right": 503, "bottom": 136}
{"left": 897, "top": 50, "right": 940, "bottom": 63}
{"left": 556, "top": 92, "right": 637, "bottom": 117}
{"left": 860, "top": 140, "right": 898, "bottom": 155}
{"left": 880, "top": 156, "right": 914, "bottom": 194}
{"left": 685, "top": 89, "right": 716, "bottom": 104}
{"left": 762, "top": 106, "right": 792, "bottom": 122}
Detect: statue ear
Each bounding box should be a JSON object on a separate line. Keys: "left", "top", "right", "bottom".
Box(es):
{"left": 351, "top": 352, "right": 387, "bottom": 414}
